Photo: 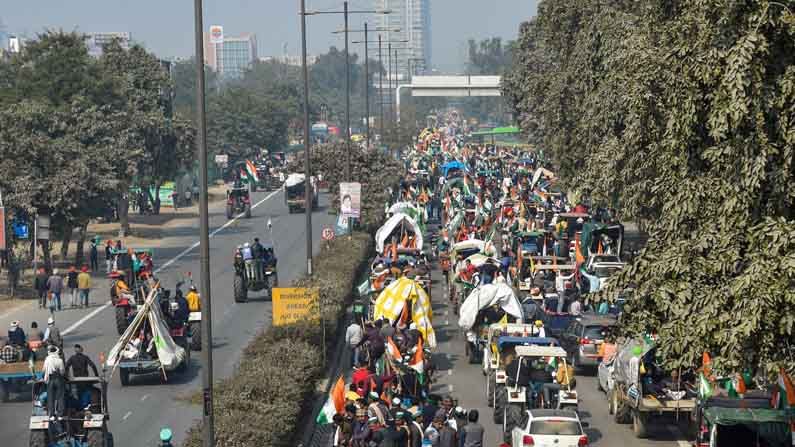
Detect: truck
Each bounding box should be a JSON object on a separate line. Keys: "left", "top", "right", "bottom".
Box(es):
{"left": 609, "top": 338, "right": 697, "bottom": 438}
{"left": 284, "top": 173, "right": 318, "bottom": 214}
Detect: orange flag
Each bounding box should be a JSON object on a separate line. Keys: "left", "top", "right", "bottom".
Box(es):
{"left": 386, "top": 336, "right": 402, "bottom": 360}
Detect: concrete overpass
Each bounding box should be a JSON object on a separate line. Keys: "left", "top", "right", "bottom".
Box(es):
{"left": 395, "top": 75, "right": 502, "bottom": 121}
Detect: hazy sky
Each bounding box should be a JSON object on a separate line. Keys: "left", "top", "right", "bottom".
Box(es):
{"left": 2, "top": 0, "right": 537, "bottom": 72}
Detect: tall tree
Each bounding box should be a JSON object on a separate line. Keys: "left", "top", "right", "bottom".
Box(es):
{"left": 504, "top": 0, "right": 795, "bottom": 374}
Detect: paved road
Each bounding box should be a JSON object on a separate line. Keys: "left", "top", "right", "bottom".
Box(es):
{"left": 424, "top": 224, "right": 691, "bottom": 447}
{"left": 0, "top": 188, "right": 336, "bottom": 447}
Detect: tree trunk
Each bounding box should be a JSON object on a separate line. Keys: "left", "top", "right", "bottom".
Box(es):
{"left": 118, "top": 188, "right": 130, "bottom": 237}
{"left": 154, "top": 182, "right": 162, "bottom": 215}
{"left": 74, "top": 221, "right": 88, "bottom": 266}
{"left": 41, "top": 241, "right": 52, "bottom": 273}
{"left": 60, "top": 225, "right": 73, "bottom": 261}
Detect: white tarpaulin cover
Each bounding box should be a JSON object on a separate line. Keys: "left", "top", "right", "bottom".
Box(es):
{"left": 106, "top": 288, "right": 186, "bottom": 373}
{"left": 375, "top": 213, "right": 424, "bottom": 253}
{"left": 388, "top": 202, "right": 420, "bottom": 216}
{"left": 284, "top": 173, "right": 306, "bottom": 188}
{"left": 457, "top": 282, "right": 524, "bottom": 330}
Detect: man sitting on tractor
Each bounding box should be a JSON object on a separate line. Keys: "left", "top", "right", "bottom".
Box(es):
{"left": 110, "top": 271, "right": 132, "bottom": 303}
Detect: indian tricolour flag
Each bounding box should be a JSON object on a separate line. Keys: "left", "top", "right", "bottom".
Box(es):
{"left": 386, "top": 337, "right": 402, "bottom": 361}
{"left": 316, "top": 376, "right": 345, "bottom": 425}
{"left": 771, "top": 367, "right": 795, "bottom": 409}
{"left": 245, "top": 159, "right": 259, "bottom": 183}
{"left": 409, "top": 339, "right": 425, "bottom": 383}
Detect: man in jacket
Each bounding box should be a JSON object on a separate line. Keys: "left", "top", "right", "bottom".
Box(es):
{"left": 66, "top": 266, "right": 79, "bottom": 308}
{"left": 34, "top": 268, "right": 49, "bottom": 309}
{"left": 46, "top": 269, "right": 63, "bottom": 312}
{"left": 43, "top": 317, "right": 63, "bottom": 352}
{"left": 346, "top": 321, "right": 363, "bottom": 368}
{"left": 43, "top": 345, "right": 65, "bottom": 418}
{"left": 77, "top": 266, "right": 91, "bottom": 308}
{"left": 65, "top": 344, "right": 99, "bottom": 378}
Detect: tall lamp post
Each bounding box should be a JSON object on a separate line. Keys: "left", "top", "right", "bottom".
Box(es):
{"left": 304, "top": 3, "right": 390, "bottom": 182}
{"left": 192, "top": 1, "right": 214, "bottom": 446}
{"left": 300, "top": 3, "right": 389, "bottom": 270}
{"left": 341, "top": 26, "right": 400, "bottom": 149}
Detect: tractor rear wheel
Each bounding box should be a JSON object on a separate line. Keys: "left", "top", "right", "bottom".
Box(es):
{"left": 115, "top": 307, "right": 129, "bottom": 335}
{"left": 189, "top": 322, "right": 202, "bottom": 351}
{"left": 494, "top": 386, "right": 507, "bottom": 424}
{"left": 504, "top": 404, "right": 525, "bottom": 441}
{"left": 119, "top": 369, "right": 130, "bottom": 387}
{"left": 233, "top": 274, "right": 247, "bottom": 303}
{"left": 29, "top": 430, "right": 47, "bottom": 447}
{"left": 86, "top": 428, "right": 106, "bottom": 447}
{"left": 225, "top": 204, "right": 233, "bottom": 219}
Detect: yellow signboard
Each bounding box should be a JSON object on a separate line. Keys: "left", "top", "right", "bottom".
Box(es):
{"left": 272, "top": 288, "right": 319, "bottom": 326}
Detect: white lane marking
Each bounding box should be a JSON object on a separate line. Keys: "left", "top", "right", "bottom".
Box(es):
{"left": 677, "top": 442, "right": 690, "bottom": 447}
{"left": 62, "top": 190, "right": 280, "bottom": 336}
{"left": 140, "top": 394, "right": 150, "bottom": 402}
{"left": 447, "top": 384, "right": 454, "bottom": 392}
{"left": 444, "top": 320, "right": 449, "bottom": 326}
{"left": 447, "top": 370, "right": 453, "bottom": 376}
{"left": 122, "top": 411, "right": 132, "bottom": 421}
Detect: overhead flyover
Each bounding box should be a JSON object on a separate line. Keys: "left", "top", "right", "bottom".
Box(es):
{"left": 396, "top": 75, "right": 501, "bottom": 121}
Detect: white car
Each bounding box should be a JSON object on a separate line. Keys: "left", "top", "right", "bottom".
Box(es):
{"left": 510, "top": 409, "right": 589, "bottom": 447}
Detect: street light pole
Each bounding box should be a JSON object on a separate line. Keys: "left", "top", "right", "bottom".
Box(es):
{"left": 300, "top": 0, "right": 313, "bottom": 276}
{"left": 364, "top": 22, "right": 370, "bottom": 148}
{"left": 343, "top": 1, "right": 351, "bottom": 181}
{"left": 379, "top": 34, "right": 384, "bottom": 141}
{"left": 387, "top": 42, "right": 392, "bottom": 126}
{"left": 192, "top": 1, "right": 214, "bottom": 446}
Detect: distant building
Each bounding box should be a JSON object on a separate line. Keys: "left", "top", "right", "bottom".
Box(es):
{"left": 259, "top": 54, "right": 317, "bottom": 66}
{"left": 204, "top": 29, "right": 257, "bottom": 80}
{"left": 376, "top": 0, "right": 431, "bottom": 75}
{"left": 86, "top": 32, "right": 131, "bottom": 57}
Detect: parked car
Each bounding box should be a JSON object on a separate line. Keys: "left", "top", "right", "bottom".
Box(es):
{"left": 509, "top": 409, "right": 589, "bottom": 447}
{"left": 559, "top": 314, "right": 618, "bottom": 370}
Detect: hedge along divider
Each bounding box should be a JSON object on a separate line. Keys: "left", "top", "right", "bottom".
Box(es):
{"left": 183, "top": 233, "right": 373, "bottom": 447}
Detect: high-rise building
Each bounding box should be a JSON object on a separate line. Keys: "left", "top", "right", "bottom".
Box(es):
{"left": 86, "top": 32, "right": 131, "bottom": 57}
{"left": 376, "top": 0, "right": 431, "bottom": 75}
{"left": 204, "top": 29, "right": 257, "bottom": 80}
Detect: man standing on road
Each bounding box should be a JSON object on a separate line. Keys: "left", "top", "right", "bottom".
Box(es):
{"left": 89, "top": 238, "right": 99, "bottom": 271}
{"left": 104, "top": 241, "right": 113, "bottom": 274}
{"left": 46, "top": 269, "right": 64, "bottom": 312}
{"left": 43, "top": 345, "right": 65, "bottom": 419}
{"left": 34, "top": 268, "right": 49, "bottom": 309}
{"left": 66, "top": 266, "right": 79, "bottom": 308}
{"left": 346, "top": 321, "right": 363, "bottom": 368}
{"left": 77, "top": 266, "right": 91, "bottom": 308}
{"left": 459, "top": 410, "right": 484, "bottom": 447}
{"left": 569, "top": 297, "right": 582, "bottom": 316}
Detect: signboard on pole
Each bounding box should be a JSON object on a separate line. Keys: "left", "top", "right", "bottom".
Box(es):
{"left": 321, "top": 227, "right": 335, "bottom": 241}
{"left": 214, "top": 154, "right": 228, "bottom": 164}
{"left": 0, "top": 207, "right": 6, "bottom": 250}
{"left": 209, "top": 25, "right": 224, "bottom": 44}
{"left": 339, "top": 182, "right": 361, "bottom": 219}
{"left": 272, "top": 288, "right": 319, "bottom": 326}
{"left": 36, "top": 214, "right": 50, "bottom": 241}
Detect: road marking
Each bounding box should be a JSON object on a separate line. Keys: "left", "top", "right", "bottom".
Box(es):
{"left": 122, "top": 411, "right": 132, "bottom": 421}
{"left": 677, "top": 442, "right": 690, "bottom": 447}
{"left": 447, "top": 370, "right": 453, "bottom": 376}
{"left": 448, "top": 384, "right": 454, "bottom": 392}
{"left": 62, "top": 190, "right": 281, "bottom": 336}
{"left": 444, "top": 320, "right": 449, "bottom": 326}
{"left": 140, "top": 394, "right": 150, "bottom": 401}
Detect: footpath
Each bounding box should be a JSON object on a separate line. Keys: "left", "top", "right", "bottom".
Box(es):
{"left": 0, "top": 184, "right": 228, "bottom": 329}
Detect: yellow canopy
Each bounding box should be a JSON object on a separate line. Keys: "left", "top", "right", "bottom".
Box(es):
{"left": 373, "top": 277, "right": 436, "bottom": 348}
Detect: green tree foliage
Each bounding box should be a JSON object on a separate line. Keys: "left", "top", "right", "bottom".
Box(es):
{"left": 504, "top": 1, "right": 795, "bottom": 374}
{"left": 462, "top": 37, "right": 515, "bottom": 124}
{"left": 207, "top": 85, "right": 290, "bottom": 161}
{"left": 171, "top": 57, "right": 217, "bottom": 119}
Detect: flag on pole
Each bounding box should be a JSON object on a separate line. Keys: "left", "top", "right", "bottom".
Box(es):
{"left": 772, "top": 367, "right": 795, "bottom": 409}
{"left": 245, "top": 159, "right": 259, "bottom": 183}
{"left": 409, "top": 339, "right": 424, "bottom": 374}
{"left": 316, "top": 376, "right": 345, "bottom": 424}
{"left": 386, "top": 337, "right": 402, "bottom": 361}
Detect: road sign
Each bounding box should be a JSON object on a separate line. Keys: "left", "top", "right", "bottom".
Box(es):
{"left": 214, "top": 154, "right": 228, "bottom": 164}
{"left": 36, "top": 214, "right": 50, "bottom": 241}
{"left": 272, "top": 288, "right": 319, "bottom": 326}
{"left": 209, "top": 25, "right": 224, "bottom": 44}
{"left": 321, "top": 227, "right": 335, "bottom": 241}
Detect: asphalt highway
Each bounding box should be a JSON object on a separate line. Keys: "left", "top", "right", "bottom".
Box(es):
{"left": 424, "top": 223, "right": 692, "bottom": 447}
{"left": 0, "top": 188, "right": 336, "bottom": 447}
